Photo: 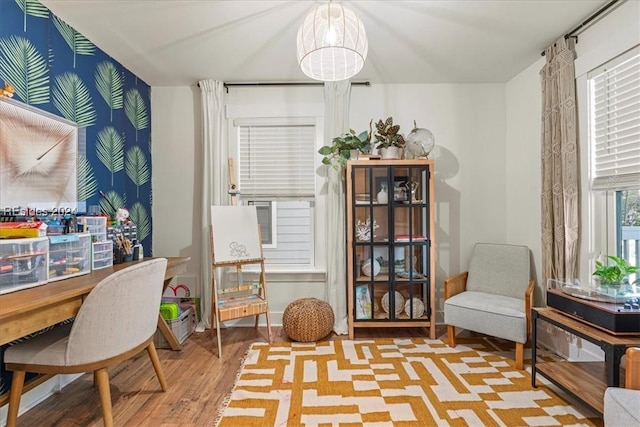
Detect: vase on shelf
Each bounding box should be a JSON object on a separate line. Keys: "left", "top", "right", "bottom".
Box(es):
{"left": 380, "top": 146, "right": 402, "bottom": 159}
{"left": 377, "top": 183, "right": 388, "bottom": 204}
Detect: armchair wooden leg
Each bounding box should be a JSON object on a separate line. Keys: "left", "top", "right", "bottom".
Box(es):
{"left": 515, "top": 342, "right": 524, "bottom": 370}
{"left": 95, "top": 367, "right": 114, "bottom": 427}
{"left": 6, "top": 370, "right": 25, "bottom": 427}
{"left": 447, "top": 325, "right": 456, "bottom": 347}
{"left": 147, "top": 342, "right": 168, "bottom": 392}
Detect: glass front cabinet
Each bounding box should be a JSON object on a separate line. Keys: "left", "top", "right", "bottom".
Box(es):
{"left": 346, "top": 159, "right": 436, "bottom": 339}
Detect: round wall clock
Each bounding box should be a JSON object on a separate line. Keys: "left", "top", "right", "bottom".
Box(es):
{"left": 0, "top": 97, "right": 78, "bottom": 212}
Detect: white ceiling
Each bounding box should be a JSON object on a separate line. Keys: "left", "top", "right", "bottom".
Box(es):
{"left": 40, "top": 0, "right": 608, "bottom": 86}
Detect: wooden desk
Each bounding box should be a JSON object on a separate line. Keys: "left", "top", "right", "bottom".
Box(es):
{"left": 0, "top": 257, "right": 190, "bottom": 349}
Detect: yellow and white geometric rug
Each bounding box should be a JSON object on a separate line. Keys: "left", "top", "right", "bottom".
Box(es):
{"left": 214, "top": 338, "right": 601, "bottom": 427}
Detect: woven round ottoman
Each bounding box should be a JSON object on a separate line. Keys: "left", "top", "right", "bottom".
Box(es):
{"left": 283, "top": 298, "right": 334, "bottom": 342}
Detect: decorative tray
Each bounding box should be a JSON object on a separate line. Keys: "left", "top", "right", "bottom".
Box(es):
{"left": 548, "top": 279, "right": 640, "bottom": 304}
{"left": 397, "top": 271, "right": 425, "bottom": 279}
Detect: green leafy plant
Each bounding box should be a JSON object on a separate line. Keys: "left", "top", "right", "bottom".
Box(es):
{"left": 318, "top": 129, "right": 371, "bottom": 169}
{"left": 593, "top": 255, "right": 640, "bottom": 287}
{"left": 374, "top": 116, "right": 406, "bottom": 150}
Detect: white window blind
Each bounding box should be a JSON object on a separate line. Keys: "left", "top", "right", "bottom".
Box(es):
{"left": 239, "top": 124, "right": 316, "bottom": 198}
{"left": 590, "top": 46, "right": 640, "bottom": 191}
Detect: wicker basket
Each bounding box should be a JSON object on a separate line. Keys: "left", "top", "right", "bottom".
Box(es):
{"left": 283, "top": 298, "right": 334, "bottom": 342}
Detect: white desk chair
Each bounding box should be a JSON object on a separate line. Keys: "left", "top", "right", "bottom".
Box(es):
{"left": 4, "top": 258, "right": 169, "bottom": 427}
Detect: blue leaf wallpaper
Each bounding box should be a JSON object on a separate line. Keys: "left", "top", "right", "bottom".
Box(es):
{"left": 0, "top": 0, "right": 153, "bottom": 249}
{"left": 0, "top": 0, "right": 154, "bottom": 397}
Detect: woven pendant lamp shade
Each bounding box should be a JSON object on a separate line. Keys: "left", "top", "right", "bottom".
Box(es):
{"left": 296, "top": 2, "right": 368, "bottom": 82}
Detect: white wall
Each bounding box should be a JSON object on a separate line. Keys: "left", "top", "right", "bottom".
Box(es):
{"left": 505, "top": 57, "right": 545, "bottom": 303}
{"left": 152, "top": 83, "right": 506, "bottom": 324}
{"left": 504, "top": 0, "right": 639, "bottom": 361}
{"left": 151, "top": 86, "right": 201, "bottom": 294}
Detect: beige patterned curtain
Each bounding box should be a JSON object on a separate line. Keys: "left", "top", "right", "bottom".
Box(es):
{"left": 540, "top": 37, "right": 579, "bottom": 287}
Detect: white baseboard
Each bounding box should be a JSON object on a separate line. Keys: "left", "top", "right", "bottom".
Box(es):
{"left": 0, "top": 373, "right": 81, "bottom": 427}
{"left": 536, "top": 322, "right": 604, "bottom": 362}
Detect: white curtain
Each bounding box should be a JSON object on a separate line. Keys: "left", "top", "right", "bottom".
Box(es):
{"left": 323, "top": 80, "right": 352, "bottom": 335}
{"left": 540, "top": 37, "right": 580, "bottom": 286}
{"left": 199, "top": 79, "right": 225, "bottom": 330}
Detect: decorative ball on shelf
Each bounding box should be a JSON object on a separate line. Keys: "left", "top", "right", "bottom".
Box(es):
{"left": 405, "top": 121, "right": 435, "bottom": 159}
{"left": 404, "top": 298, "right": 425, "bottom": 318}
{"left": 361, "top": 258, "right": 381, "bottom": 277}
{"left": 381, "top": 291, "right": 405, "bottom": 315}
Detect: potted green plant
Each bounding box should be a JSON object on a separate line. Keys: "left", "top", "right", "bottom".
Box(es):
{"left": 374, "top": 117, "right": 405, "bottom": 159}
{"left": 593, "top": 255, "right": 640, "bottom": 288}
{"left": 318, "top": 129, "right": 371, "bottom": 170}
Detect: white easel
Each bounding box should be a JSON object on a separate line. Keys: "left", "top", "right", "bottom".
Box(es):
{"left": 208, "top": 160, "right": 272, "bottom": 357}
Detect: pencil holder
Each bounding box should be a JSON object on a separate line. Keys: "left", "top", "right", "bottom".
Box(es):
{"left": 114, "top": 248, "right": 123, "bottom": 264}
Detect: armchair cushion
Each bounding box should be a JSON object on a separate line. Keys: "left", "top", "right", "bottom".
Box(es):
{"left": 604, "top": 388, "right": 640, "bottom": 426}
{"left": 444, "top": 291, "right": 527, "bottom": 343}
{"left": 466, "top": 243, "right": 531, "bottom": 299}
{"left": 604, "top": 347, "right": 640, "bottom": 426}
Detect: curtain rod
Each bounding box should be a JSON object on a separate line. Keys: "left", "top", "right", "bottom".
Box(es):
{"left": 197, "top": 81, "right": 371, "bottom": 92}
{"left": 540, "top": 0, "right": 622, "bottom": 56}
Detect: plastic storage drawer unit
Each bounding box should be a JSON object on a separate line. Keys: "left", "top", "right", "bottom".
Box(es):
{"left": 92, "top": 240, "right": 113, "bottom": 270}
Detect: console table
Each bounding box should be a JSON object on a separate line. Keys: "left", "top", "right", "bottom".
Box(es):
{"left": 531, "top": 307, "right": 640, "bottom": 415}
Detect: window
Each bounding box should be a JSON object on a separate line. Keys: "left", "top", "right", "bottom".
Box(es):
{"left": 247, "top": 201, "right": 275, "bottom": 246}
{"left": 235, "top": 120, "right": 317, "bottom": 268}
{"left": 588, "top": 46, "right": 640, "bottom": 279}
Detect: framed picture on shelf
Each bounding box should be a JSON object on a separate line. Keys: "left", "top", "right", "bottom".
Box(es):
{"left": 355, "top": 284, "right": 372, "bottom": 319}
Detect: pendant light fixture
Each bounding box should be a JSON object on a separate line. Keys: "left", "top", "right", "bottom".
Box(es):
{"left": 296, "top": 1, "right": 368, "bottom": 82}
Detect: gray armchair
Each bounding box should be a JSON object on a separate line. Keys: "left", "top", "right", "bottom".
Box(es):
{"left": 444, "top": 243, "right": 535, "bottom": 369}
{"left": 604, "top": 347, "right": 640, "bottom": 426}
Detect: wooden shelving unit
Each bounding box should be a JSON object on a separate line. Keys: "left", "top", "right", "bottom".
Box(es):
{"left": 346, "top": 159, "right": 435, "bottom": 339}
{"left": 531, "top": 307, "right": 640, "bottom": 415}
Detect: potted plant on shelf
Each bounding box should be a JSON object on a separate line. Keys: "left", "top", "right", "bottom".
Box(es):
{"left": 593, "top": 255, "right": 640, "bottom": 291}
{"left": 374, "top": 116, "right": 406, "bottom": 159}
{"left": 318, "top": 129, "right": 371, "bottom": 170}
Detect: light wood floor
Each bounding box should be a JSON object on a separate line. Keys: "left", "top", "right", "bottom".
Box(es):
{"left": 9, "top": 325, "right": 446, "bottom": 426}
